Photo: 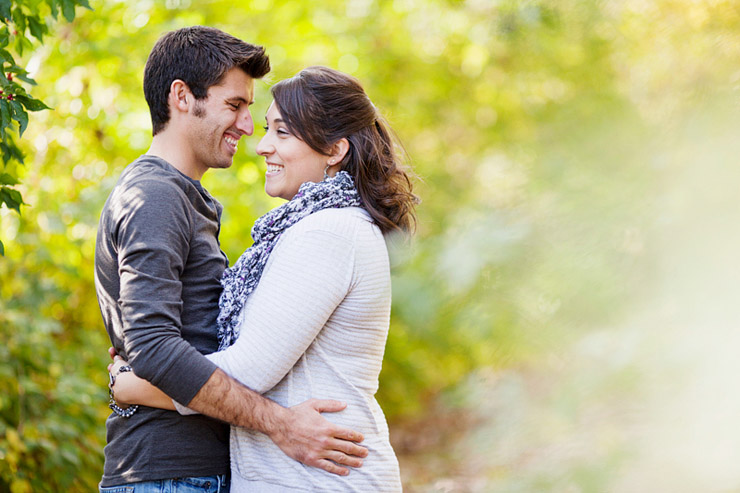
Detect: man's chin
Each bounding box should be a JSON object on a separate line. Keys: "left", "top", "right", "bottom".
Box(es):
{"left": 210, "top": 160, "right": 234, "bottom": 170}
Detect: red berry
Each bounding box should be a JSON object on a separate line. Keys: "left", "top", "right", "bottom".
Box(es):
{"left": 6, "top": 73, "right": 12, "bottom": 82}
{"left": 7, "top": 95, "right": 13, "bottom": 100}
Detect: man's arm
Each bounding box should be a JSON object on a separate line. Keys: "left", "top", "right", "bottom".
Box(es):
{"left": 109, "top": 355, "right": 367, "bottom": 475}
{"left": 188, "top": 368, "right": 367, "bottom": 476}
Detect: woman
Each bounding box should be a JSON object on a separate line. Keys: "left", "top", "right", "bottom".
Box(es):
{"left": 109, "top": 66, "right": 417, "bottom": 491}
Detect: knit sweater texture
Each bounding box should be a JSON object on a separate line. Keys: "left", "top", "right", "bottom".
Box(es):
{"left": 207, "top": 207, "right": 401, "bottom": 491}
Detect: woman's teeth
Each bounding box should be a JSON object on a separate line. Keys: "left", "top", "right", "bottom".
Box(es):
{"left": 267, "top": 164, "right": 283, "bottom": 173}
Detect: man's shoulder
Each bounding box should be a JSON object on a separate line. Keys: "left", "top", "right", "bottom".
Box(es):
{"left": 101, "top": 157, "right": 198, "bottom": 227}
{"left": 116, "top": 156, "right": 193, "bottom": 196}
{"left": 104, "top": 156, "right": 203, "bottom": 212}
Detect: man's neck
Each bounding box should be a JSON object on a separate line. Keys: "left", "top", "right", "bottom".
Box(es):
{"left": 147, "top": 131, "right": 206, "bottom": 181}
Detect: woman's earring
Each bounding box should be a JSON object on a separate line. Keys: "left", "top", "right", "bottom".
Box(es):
{"left": 324, "top": 160, "right": 335, "bottom": 180}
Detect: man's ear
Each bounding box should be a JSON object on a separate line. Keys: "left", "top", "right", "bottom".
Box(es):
{"left": 169, "top": 79, "right": 192, "bottom": 114}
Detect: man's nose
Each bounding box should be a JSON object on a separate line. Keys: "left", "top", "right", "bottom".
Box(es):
{"left": 236, "top": 109, "right": 254, "bottom": 136}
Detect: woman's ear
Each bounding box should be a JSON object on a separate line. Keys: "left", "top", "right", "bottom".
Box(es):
{"left": 329, "top": 138, "right": 350, "bottom": 165}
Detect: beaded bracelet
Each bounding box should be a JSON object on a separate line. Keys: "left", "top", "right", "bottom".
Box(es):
{"left": 108, "top": 365, "right": 140, "bottom": 418}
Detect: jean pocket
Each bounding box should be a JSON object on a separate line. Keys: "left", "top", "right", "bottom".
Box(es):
{"left": 177, "top": 476, "right": 221, "bottom": 491}
{"left": 99, "top": 487, "right": 135, "bottom": 493}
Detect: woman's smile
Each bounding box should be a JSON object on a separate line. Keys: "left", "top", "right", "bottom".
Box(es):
{"left": 265, "top": 162, "right": 283, "bottom": 175}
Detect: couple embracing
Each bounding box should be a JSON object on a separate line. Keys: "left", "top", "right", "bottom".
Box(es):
{"left": 95, "top": 26, "right": 417, "bottom": 492}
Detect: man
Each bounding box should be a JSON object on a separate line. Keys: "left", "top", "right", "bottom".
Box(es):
{"left": 95, "top": 26, "right": 366, "bottom": 491}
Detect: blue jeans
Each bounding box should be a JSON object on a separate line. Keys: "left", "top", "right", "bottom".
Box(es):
{"left": 99, "top": 475, "right": 229, "bottom": 493}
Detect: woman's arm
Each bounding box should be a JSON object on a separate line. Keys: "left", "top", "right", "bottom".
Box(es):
{"left": 109, "top": 355, "right": 176, "bottom": 410}
{"left": 209, "top": 225, "right": 355, "bottom": 393}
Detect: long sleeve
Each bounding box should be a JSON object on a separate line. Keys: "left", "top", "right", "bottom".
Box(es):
{"left": 114, "top": 177, "right": 218, "bottom": 404}
{"left": 206, "top": 226, "right": 355, "bottom": 393}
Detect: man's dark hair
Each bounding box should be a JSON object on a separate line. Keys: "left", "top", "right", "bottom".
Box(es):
{"left": 143, "top": 26, "right": 270, "bottom": 135}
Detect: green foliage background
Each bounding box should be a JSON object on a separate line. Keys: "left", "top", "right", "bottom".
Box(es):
{"left": 1, "top": 0, "right": 739, "bottom": 491}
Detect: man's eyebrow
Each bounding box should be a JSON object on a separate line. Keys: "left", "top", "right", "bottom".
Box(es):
{"left": 226, "top": 96, "right": 253, "bottom": 104}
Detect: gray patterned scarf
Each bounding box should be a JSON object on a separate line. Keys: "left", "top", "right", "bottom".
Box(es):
{"left": 217, "top": 171, "right": 362, "bottom": 350}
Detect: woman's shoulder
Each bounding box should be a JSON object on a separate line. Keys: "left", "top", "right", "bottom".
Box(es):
{"left": 288, "top": 207, "right": 380, "bottom": 240}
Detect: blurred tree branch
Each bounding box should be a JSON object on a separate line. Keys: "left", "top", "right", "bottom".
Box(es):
{"left": 0, "top": 0, "right": 91, "bottom": 255}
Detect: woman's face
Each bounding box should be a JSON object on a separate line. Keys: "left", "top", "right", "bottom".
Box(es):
{"left": 256, "top": 102, "right": 328, "bottom": 201}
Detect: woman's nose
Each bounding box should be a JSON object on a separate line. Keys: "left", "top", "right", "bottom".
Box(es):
{"left": 256, "top": 135, "right": 272, "bottom": 156}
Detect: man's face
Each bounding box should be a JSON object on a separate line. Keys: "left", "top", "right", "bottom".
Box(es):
{"left": 187, "top": 67, "right": 255, "bottom": 175}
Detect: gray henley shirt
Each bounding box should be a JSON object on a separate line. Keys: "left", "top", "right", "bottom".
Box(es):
{"left": 95, "top": 155, "right": 230, "bottom": 485}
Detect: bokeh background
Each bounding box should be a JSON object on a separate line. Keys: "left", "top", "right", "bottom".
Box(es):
{"left": 2, "top": 0, "right": 740, "bottom": 491}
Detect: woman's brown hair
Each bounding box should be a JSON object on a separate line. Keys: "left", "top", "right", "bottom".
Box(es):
{"left": 271, "top": 66, "right": 418, "bottom": 234}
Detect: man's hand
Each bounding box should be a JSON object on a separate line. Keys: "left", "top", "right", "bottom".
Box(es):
{"left": 111, "top": 352, "right": 369, "bottom": 476}
{"left": 268, "top": 399, "right": 369, "bottom": 476}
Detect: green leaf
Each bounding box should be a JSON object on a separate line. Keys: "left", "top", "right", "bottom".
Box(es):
{"left": 0, "top": 172, "right": 18, "bottom": 185}
{"left": 13, "top": 33, "right": 24, "bottom": 56}
{"left": 6, "top": 64, "right": 32, "bottom": 77}
{"left": 0, "top": 0, "right": 10, "bottom": 23}
{"left": 0, "top": 99, "right": 10, "bottom": 129}
{"left": 15, "top": 95, "right": 50, "bottom": 112}
{"left": 0, "top": 142, "right": 10, "bottom": 164}
{"left": 10, "top": 100, "right": 28, "bottom": 136}
{"left": 61, "top": 0, "right": 76, "bottom": 22}
{"left": 11, "top": 7, "right": 26, "bottom": 35}
{"left": 14, "top": 73, "right": 37, "bottom": 85}
{"left": 49, "top": 0, "right": 59, "bottom": 20}
{"left": 7, "top": 187, "right": 23, "bottom": 205}
{"left": 76, "top": 0, "right": 93, "bottom": 11}
{"left": 28, "top": 16, "right": 48, "bottom": 43}
{"left": 0, "top": 186, "right": 21, "bottom": 213}
{"left": 0, "top": 48, "right": 14, "bottom": 64}
{"left": 1, "top": 135, "right": 24, "bottom": 165}
{"left": 3, "top": 196, "right": 20, "bottom": 214}
{"left": 0, "top": 238, "right": 4, "bottom": 256}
